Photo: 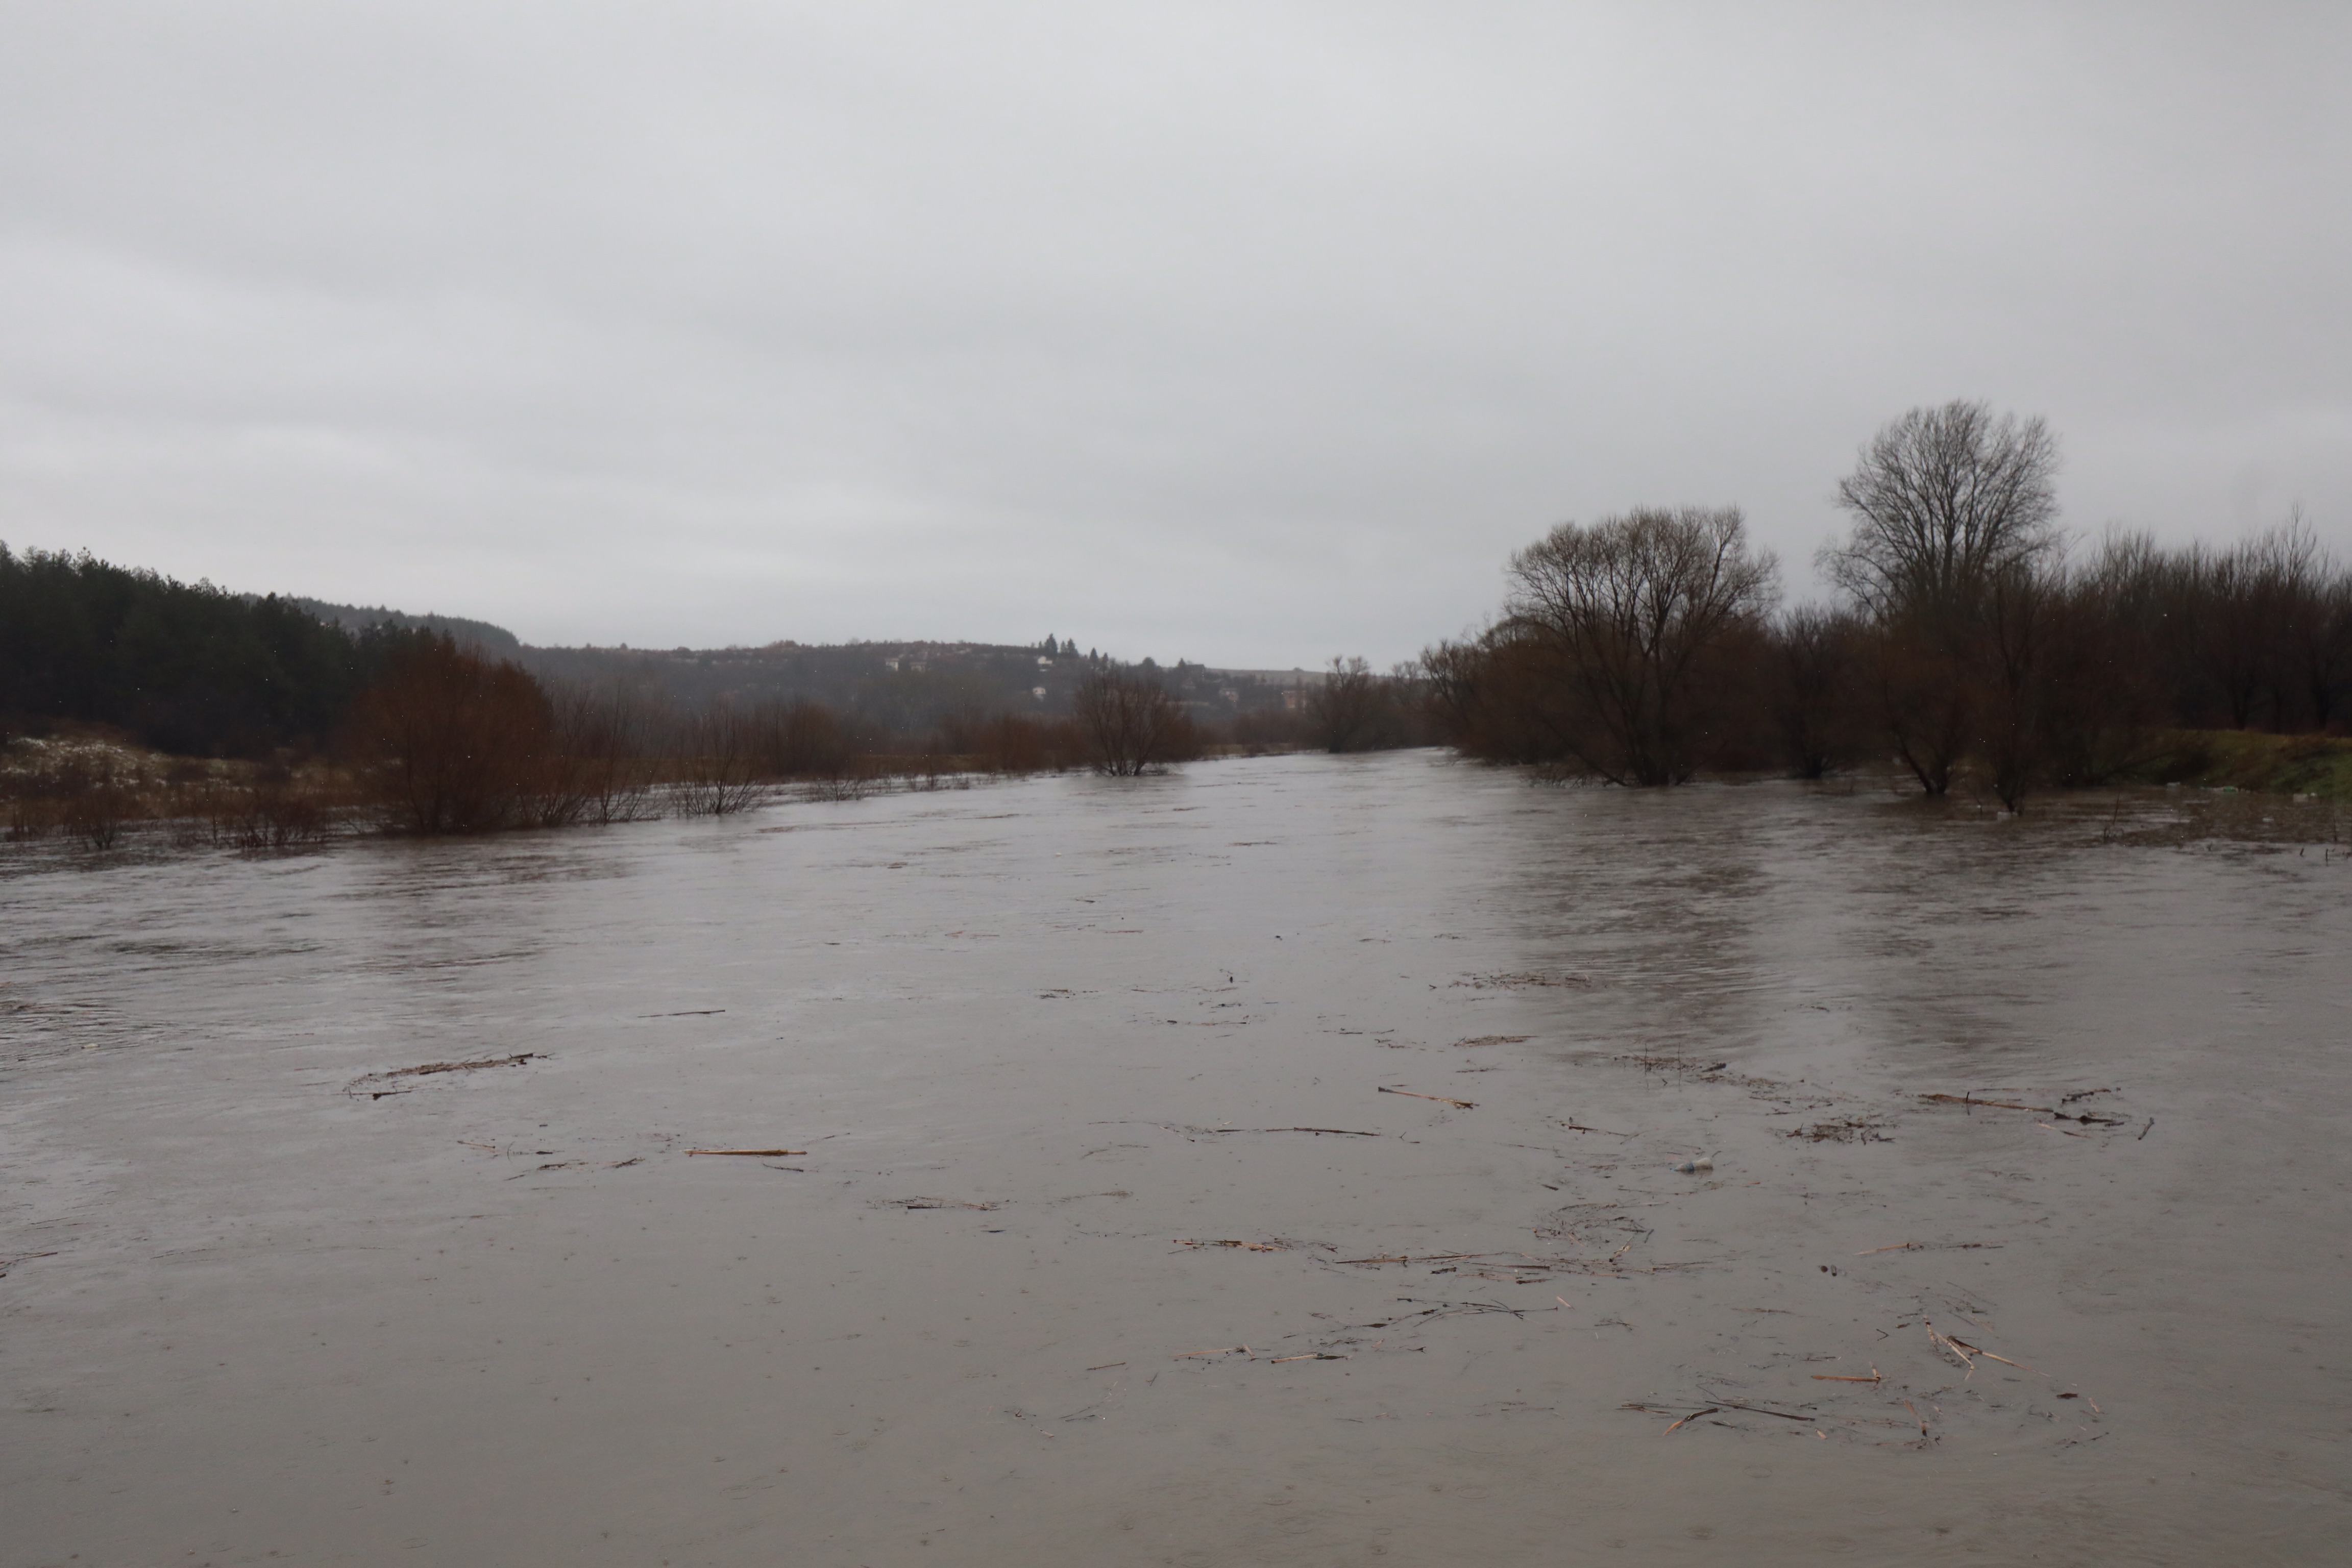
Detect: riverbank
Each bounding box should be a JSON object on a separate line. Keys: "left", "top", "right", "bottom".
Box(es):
{"left": 2144, "top": 727, "right": 2352, "bottom": 799}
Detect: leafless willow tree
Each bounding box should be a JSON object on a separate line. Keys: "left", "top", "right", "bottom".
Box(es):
{"left": 1768, "top": 605, "right": 1863, "bottom": 779}
{"left": 1505, "top": 505, "right": 1779, "bottom": 785}
{"left": 1822, "top": 400, "right": 2063, "bottom": 618}
{"left": 1972, "top": 559, "right": 2061, "bottom": 812}
{"left": 1306, "top": 656, "right": 1395, "bottom": 752}
{"left": 1073, "top": 672, "right": 1198, "bottom": 776}
{"left": 2173, "top": 514, "right": 2351, "bottom": 731}
{"left": 1819, "top": 401, "right": 2066, "bottom": 797}
{"left": 548, "top": 682, "right": 665, "bottom": 824}
{"left": 2036, "top": 530, "right": 2171, "bottom": 789}
{"left": 670, "top": 701, "right": 770, "bottom": 815}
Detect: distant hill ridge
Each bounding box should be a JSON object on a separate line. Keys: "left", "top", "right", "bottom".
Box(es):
{"left": 288, "top": 599, "right": 1310, "bottom": 729}
{"left": 291, "top": 599, "right": 1320, "bottom": 686}
{"left": 5, "top": 544, "right": 1314, "bottom": 757}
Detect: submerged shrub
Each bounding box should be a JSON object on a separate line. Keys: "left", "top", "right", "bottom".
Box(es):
{"left": 345, "top": 636, "right": 556, "bottom": 834}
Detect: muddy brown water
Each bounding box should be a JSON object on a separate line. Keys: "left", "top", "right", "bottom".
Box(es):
{"left": 3, "top": 753, "right": 2347, "bottom": 1566}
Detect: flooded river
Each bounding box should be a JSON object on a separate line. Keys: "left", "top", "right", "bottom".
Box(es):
{"left": 4, "top": 753, "right": 2347, "bottom": 1565}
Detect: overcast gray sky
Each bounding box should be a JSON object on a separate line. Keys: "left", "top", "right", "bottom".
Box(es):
{"left": 3, "top": 3, "right": 2346, "bottom": 666}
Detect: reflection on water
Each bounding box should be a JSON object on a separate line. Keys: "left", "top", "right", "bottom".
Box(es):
{"left": 3, "top": 754, "right": 2347, "bottom": 1565}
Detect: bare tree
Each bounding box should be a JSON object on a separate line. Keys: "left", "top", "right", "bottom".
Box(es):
{"left": 1073, "top": 672, "right": 1198, "bottom": 776}
{"left": 1972, "top": 559, "right": 2059, "bottom": 812}
{"left": 1767, "top": 605, "right": 1862, "bottom": 779}
{"left": 1306, "top": 656, "right": 1395, "bottom": 752}
{"left": 2248, "top": 510, "right": 2352, "bottom": 731}
{"left": 1822, "top": 400, "right": 2063, "bottom": 618}
{"left": 1419, "top": 630, "right": 1557, "bottom": 764}
{"left": 2170, "top": 523, "right": 2322, "bottom": 731}
{"left": 2039, "top": 529, "right": 2171, "bottom": 788}
{"left": 670, "top": 701, "right": 769, "bottom": 815}
{"left": 1505, "top": 505, "right": 1778, "bottom": 785}
{"left": 2301, "top": 567, "right": 2352, "bottom": 731}
{"left": 1860, "top": 615, "right": 1974, "bottom": 796}
{"left": 549, "top": 681, "right": 665, "bottom": 824}
{"left": 344, "top": 636, "right": 554, "bottom": 834}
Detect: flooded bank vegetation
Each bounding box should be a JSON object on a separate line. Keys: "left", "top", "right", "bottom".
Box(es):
{"left": 1426, "top": 400, "right": 2352, "bottom": 808}
{"left": 4, "top": 624, "right": 1317, "bottom": 849}
{"left": 1071, "top": 670, "right": 1204, "bottom": 775}
{"left": 8, "top": 397, "right": 2349, "bottom": 848}
{"left": 3, "top": 542, "right": 1399, "bottom": 845}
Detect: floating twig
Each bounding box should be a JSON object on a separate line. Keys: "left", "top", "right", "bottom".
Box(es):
{"left": 1559, "top": 1120, "right": 1636, "bottom": 1138}
{"left": 1855, "top": 1241, "right": 2000, "bottom": 1255}
{"left": 688, "top": 1147, "right": 807, "bottom": 1157}
{"left": 1175, "top": 1239, "right": 1282, "bottom": 1252}
{"left": 381, "top": 1052, "right": 537, "bottom": 1079}
{"left": 1812, "top": 1367, "right": 1882, "bottom": 1384}
{"left": 1173, "top": 1346, "right": 1248, "bottom": 1359}
{"left": 1944, "top": 1335, "right": 2038, "bottom": 1373}
{"left": 1709, "top": 1401, "right": 1817, "bottom": 1423}
{"left": 1212, "top": 1126, "right": 1385, "bottom": 1137}
{"left": 1270, "top": 1353, "right": 1348, "bottom": 1363}
{"left": 346, "top": 1052, "right": 539, "bottom": 1097}
{"left": 1379, "top": 1087, "right": 1476, "bottom": 1110}
{"left": 1663, "top": 1407, "right": 1720, "bottom": 1433}
{"left": 1919, "top": 1093, "right": 2051, "bottom": 1113}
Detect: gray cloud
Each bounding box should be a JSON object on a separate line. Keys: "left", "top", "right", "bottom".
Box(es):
{"left": 4, "top": 2, "right": 2347, "bottom": 665}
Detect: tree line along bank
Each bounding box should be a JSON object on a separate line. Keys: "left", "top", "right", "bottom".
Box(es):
{"left": 1419, "top": 400, "right": 2352, "bottom": 810}
{"left": 9, "top": 396, "right": 2348, "bottom": 846}
{"left": 0, "top": 547, "right": 1421, "bottom": 844}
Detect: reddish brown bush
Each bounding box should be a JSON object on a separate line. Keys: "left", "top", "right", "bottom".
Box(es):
{"left": 345, "top": 637, "right": 555, "bottom": 834}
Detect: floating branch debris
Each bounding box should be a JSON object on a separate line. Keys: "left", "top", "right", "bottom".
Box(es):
{"left": 1854, "top": 1241, "right": 2001, "bottom": 1256}
{"left": 1379, "top": 1087, "right": 1476, "bottom": 1110}
{"left": 1209, "top": 1126, "right": 1386, "bottom": 1137}
{"left": 345, "top": 1052, "right": 540, "bottom": 1098}
{"left": 1919, "top": 1093, "right": 2130, "bottom": 1126}
{"left": 1919, "top": 1093, "right": 2051, "bottom": 1113}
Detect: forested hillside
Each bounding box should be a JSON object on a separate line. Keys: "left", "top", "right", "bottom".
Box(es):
{"left": 0, "top": 547, "right": 1323, "bottom": 761}
{"left": 0, "top": 546, "right": 420, "bottom": 755}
